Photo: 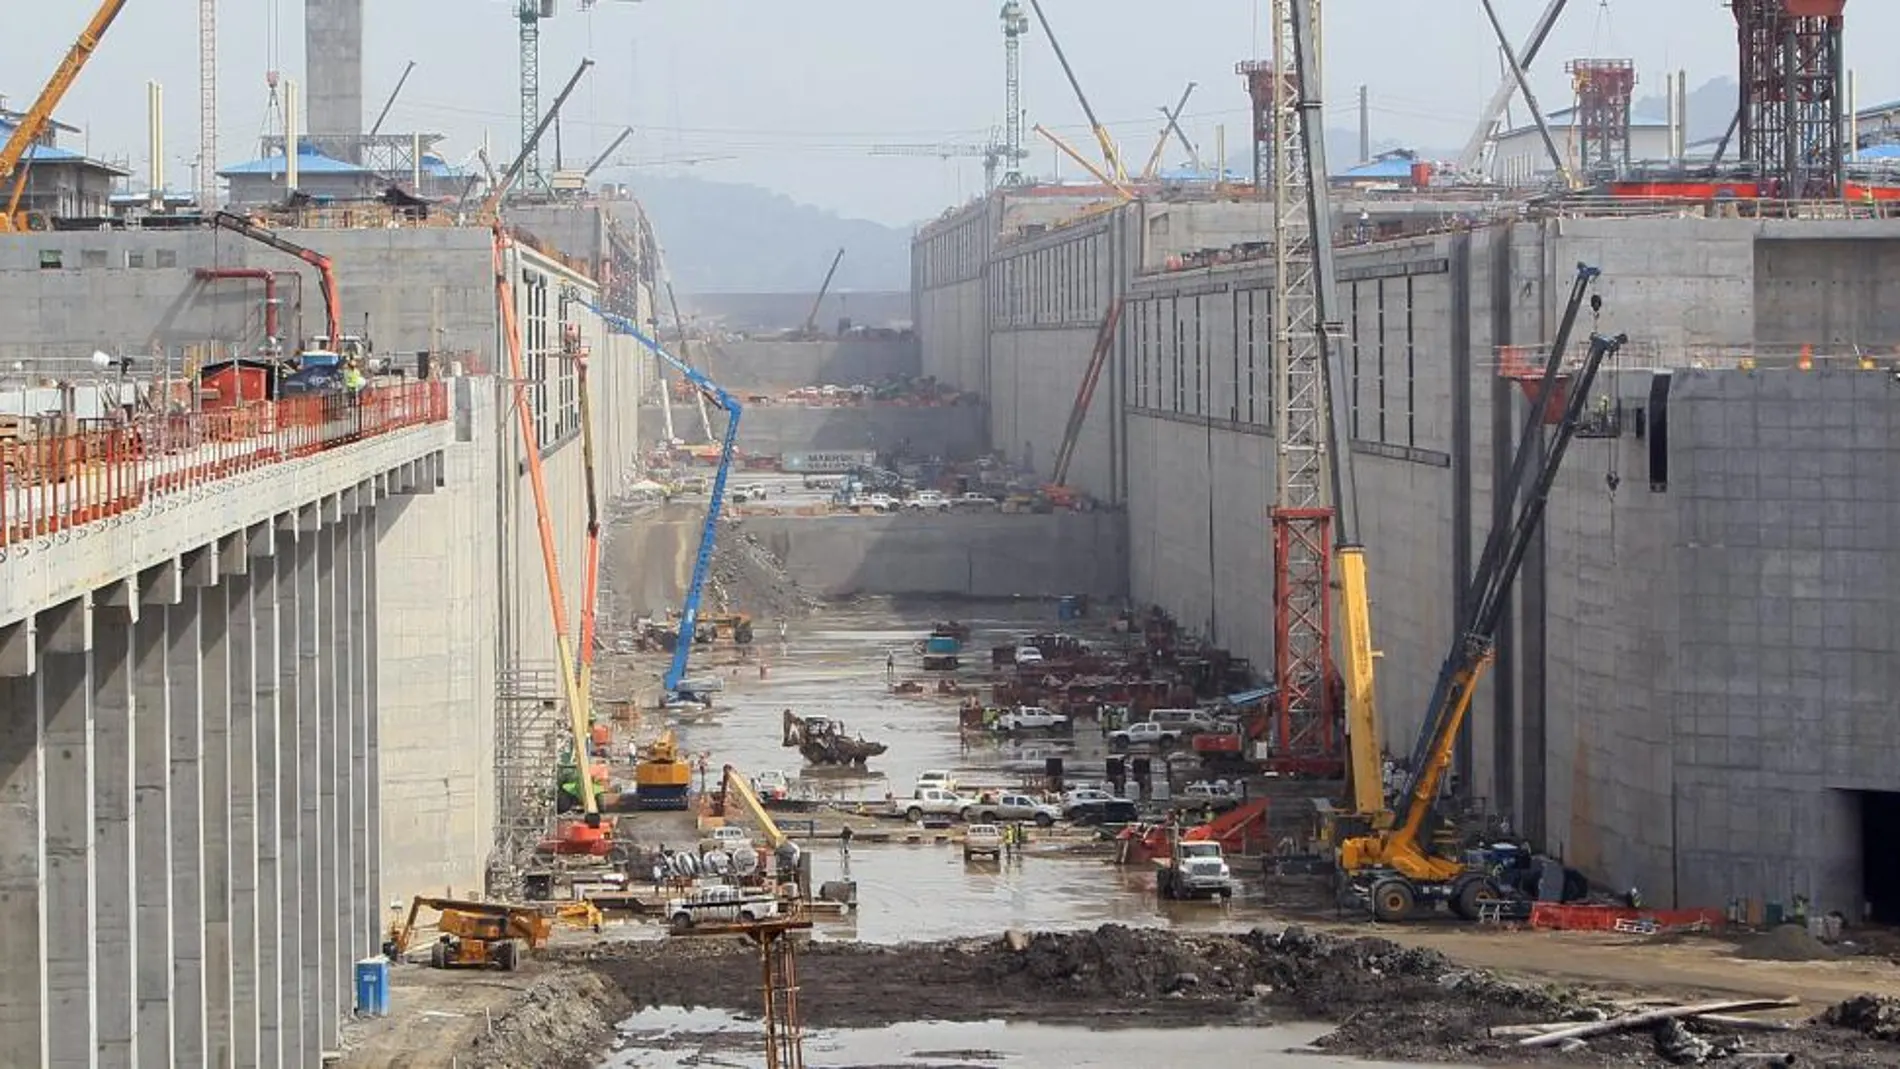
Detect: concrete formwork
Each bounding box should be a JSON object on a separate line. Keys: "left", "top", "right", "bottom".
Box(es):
{"left": 917, "top": 199, "right": 1900, "bottom": 918}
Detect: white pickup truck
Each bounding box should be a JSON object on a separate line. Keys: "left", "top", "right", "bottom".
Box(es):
{"left": 1109, "top": 720, "right": 1182, "bottom": 750}
{"left": 900, "top": 787, "right": 974, "bottom": 822}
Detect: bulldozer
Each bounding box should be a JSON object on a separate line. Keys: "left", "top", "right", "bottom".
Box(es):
{"left": 698, "top": 611, "right": 755, "bottom": 645}
{"left": 382, "top": 895, "right": 553, "bottom": 971}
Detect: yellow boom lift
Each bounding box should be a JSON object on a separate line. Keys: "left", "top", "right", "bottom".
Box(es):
{"left": 0, "top": 1, "right": 130, "bottom": 232}
{"left": 381, "top": 896, "right": 552, "bottom": 971}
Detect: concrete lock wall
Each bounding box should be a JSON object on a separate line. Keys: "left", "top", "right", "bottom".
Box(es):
{"left": 916, "top": 200, "right": 1900, "bottom": 915}
{"left": 740, "top": 512, "right": 1127, "bottom": 600}
{"left": 0, "top": 227, "right": 502, "bottom": 369}
{"left": 702, "top": 337, "right": 921, "bottom": 390}
{"left": 718, "top": 404, "right": 988, "bottom": 459}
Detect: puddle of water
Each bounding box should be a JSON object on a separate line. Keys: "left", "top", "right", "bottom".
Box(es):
{"left": 798, "top": 843, "right": 1265, "bottom": 943}
{"left": 601, "top": 1010, "right": 1471, "bottom": 1068}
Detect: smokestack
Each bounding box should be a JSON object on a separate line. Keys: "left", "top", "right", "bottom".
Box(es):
{"left": 1680, "top": 74, "right": 1690, "bottom": 159}
{"left": 286, "top": 80, "right": 301, "bottom": 192}
{"left": 305, "top": 0, "right": 364, "bottom": 161}
{"left": 147, "top": 81, "right": 165, "bottom": 196}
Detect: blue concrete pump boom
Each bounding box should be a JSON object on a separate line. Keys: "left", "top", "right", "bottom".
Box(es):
{"left": 568, "top": 293, "right": 742, "bottom": 699}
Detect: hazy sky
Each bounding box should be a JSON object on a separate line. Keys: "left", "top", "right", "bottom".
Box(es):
{"left": 6, "top": 1, "right": 1897, "bottom": 226}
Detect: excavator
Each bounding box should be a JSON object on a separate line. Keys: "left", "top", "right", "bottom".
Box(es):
{"left": 566, "top": 291, "right": 744, "bottom": 705}
{"left": 1338, "top": 265, "right": 1625, "bottom": 921}
{"left": 382, "top": 895, "right": 552, "bottom": 971}
{"left": 0, "top": 1, "right": 128, "bottom": 233}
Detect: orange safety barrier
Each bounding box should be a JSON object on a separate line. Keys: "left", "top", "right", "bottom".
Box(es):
{"left": 1, "top": 380, "right": 448, "bottom": 551}
{"left": 1529, "top": 903, "right": 1726, "bottom": 933}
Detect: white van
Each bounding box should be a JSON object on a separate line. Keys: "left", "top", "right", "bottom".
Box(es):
{"left": 1147, "top": 708, "right": 1216, "bottom": 735}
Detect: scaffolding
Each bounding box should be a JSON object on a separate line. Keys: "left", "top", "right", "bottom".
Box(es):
{"left": 1732, "top": 0, "right": 1845, "bottom": 198}
{"left": 492, "top": 663, "right": 565, "bottom": 893}
{"left": 670, "top": 913, "right": 814, "bottom": 1069}
{"left": 1566, "top": 59, "right": 1637, "bottom": 174}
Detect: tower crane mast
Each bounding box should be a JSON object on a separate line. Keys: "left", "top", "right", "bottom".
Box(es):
{"left": 1001, "top": 1, "right": 1030, "bottom": 185}
{"left": 1249, "top": 0, "right": 1373, "bottom": 780}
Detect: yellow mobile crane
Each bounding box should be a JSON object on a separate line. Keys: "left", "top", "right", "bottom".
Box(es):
{"left": 0, "top": 0, "right": 130, "bottom": 232}
{"left": 1339, "top": 266, "right": 1624, "bottom": 921}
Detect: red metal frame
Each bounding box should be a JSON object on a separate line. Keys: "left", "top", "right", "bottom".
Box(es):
{"left": 1732, "top": 0, "right": 1845, "bottom": 199}
{"left": 0, "top": 380, "right": 447, "bottom": 550}
{"left": 1497, "top": 345, "right": 1574, "bottom": 425}
{"left": 1566, "top": 59, "right": 1637, "bottom": 171}
{"left": 1269, "top": 505, "right": 1340, "bottom": 776}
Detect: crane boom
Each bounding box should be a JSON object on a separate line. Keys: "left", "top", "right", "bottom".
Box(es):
{"left": 802, "top": 248, "right": 846, "bottom": 337}
{"left": 212, "top": 211, "right": 344, "bottom": 346}
{"left": 1025, "top": 0, "right": 1126, "bottom": 182}
{"left": 569, "top": 295, "right": 741, "bottom": 698}
{"left": 1, "top": 0, "right": 131, "bottom": 231}
{"left": 1339, "top": 265, "right": 1624, "bottom": 921}
{"left": 494, "top": 232, "right": 598, "bottom": 819}
{"left": 720, "top": 765, "right": 792, "bottom": 851}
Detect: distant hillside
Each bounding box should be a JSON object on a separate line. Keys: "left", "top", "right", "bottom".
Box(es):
{"left": 1634, "top": 76, "right": 1740, "bottom": 144}
{"left": 629, "top": 174, "right": 912, "bottom": 294}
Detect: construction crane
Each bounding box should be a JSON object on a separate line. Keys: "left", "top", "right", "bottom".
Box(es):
{"left": 1047, "top": 297, "right": 1124, "bottom": 494}
{"left": 869, "top": 142, "right": 1010, "bottom": 194}
{"left": 1339, "top": 267, "right": 1625, "bottom": 922}
{"left": 1235, "top": 0, "right": 1372, "bottom": 782}
{"left": 1000, "top": 0, "right": 1030, "bottom": 185}
{"left": 797, "top": 248, "right": 846, "bottom": 338}
{"left": 1454, "top": 0, "right": 1570, "bottom": 177}
{"left": 1025, "top": 0, "right": 1125, "bottom": 183}
{"left": 0, "top": 0, "right": 130, "bottom": 232}
{"left": 519, "top": 1, "right": 638, "bottom": 191}
{"left": 569, "top": 295, "right": 742, "bottom": 702}
{"left": 1032, "top": 125, "right": 1134, "bottom": 201}
{"left": 717, "top": 764, "right": 801, "bottom": 873}
{"left": 199, "top": 0, "right": 215, "bottom": 209}
{"left": 479, "top": 54, "right": 610, "bottom": 864}
{"left": 1140, "top": 83, "right": 1199, "bottom": 182}
{"left": 563, "top": 320, "right": 606, "bottom": 728}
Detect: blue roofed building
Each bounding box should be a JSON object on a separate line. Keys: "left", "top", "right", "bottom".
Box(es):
{"left": 218, "top": 140, "right": 380, "bottom": 207}
{"left": 221, "top": 136, "right": 475, "bottom": 207}
{"left": 0, "top": 107, "right": 131, "bottom": 222}
{"left": 1335, "top": 149, "right": 1429, "bottom": 188}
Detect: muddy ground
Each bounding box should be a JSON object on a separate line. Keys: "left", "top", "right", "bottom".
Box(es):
{"left": 438, "top": 925, "right": 1897, "bottom": 1068}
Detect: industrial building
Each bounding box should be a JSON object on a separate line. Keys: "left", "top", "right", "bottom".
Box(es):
{"left": 915, "top": 1, "right": 1900, "bottom": 922}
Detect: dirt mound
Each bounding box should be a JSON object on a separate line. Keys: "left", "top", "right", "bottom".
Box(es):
{"left": 1735, "top": 923, "right": 1840, "bottom": 962}
{"left": 1825, "top": 995, "right": 1900, "bottom": 1041}
{"left": 463, "top": 969, "right": 631, "bottom": 1069}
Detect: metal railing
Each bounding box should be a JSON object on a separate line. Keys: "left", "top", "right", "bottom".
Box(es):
{"left": 1, "top": 380, "right": 448, "bottom": 551}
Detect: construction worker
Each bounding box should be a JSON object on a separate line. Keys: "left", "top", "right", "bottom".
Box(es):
{"left": 342, "top": 357, "right": 367, "bottom": 393}
{"left": 885, "top": 649, "right": 896, "bottom": 681}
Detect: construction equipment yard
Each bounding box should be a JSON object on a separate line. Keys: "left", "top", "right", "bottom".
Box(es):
{"left": 10, "top": 1, "right": 1900, "bottom": 1068}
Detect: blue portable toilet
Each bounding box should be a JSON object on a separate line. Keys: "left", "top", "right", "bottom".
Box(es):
{"left": 355, "top": 957, "right": 390, "bottom": 1017}
{"left": 1057, "top": 595, "right": 1079, "bottom": 621}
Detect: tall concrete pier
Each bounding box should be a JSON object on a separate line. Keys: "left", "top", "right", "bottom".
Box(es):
{"left": 0, "top": 216, "right": 657, "bottom": 1063}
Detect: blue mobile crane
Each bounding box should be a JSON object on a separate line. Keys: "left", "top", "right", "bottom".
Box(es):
{"left": 567, "top": 292, "right": 742, "bottom": 703}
